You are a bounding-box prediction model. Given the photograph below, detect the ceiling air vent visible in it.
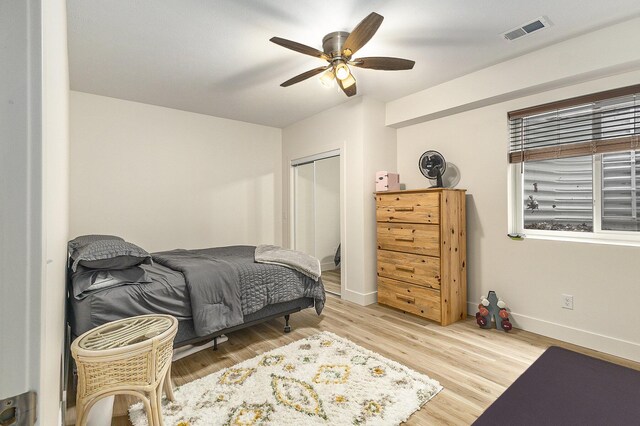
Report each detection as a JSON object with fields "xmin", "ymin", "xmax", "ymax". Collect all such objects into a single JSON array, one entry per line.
[{"xmin": 502, "ymin": 16, "xmax": 552, "ymax": 41}]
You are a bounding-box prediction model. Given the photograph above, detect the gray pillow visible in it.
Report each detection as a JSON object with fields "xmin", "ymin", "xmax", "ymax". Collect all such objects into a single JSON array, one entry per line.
[
  {"xmin": 71, "ymin": 239, "xmax": 152, "ymax": 271},
  {"xmin": 68, "ymin": 234, "xmax": 124, "ymax": 257},
  {"xmin": 71, "ymin": 265, "xmax": 152, "ymax": 299}
]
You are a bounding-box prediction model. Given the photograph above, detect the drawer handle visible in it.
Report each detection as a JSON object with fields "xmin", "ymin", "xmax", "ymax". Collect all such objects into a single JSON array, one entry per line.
[
  {"xmin": 394, "ymin": 206, "xmax": 414, "ymax": 212},
  {"xmin": 394, "ymin": 237, "xmax": 414, "ymax": 242},
  {"xmin": 395, "ymin": 294, "xmax": 415, "ymax": 304},
  {"xmin": 395, "ymin": 265, "xmax": 415, "ymax": 273}
]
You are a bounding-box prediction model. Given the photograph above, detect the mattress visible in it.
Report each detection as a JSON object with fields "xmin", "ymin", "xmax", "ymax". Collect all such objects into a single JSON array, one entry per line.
[
  {"xmin": 69, "ymin": 262, "xmax": 192, "ymax": 337},
  {"xmin": 69, "ymin": 246, "xmax": 325, "ymax": 340}
]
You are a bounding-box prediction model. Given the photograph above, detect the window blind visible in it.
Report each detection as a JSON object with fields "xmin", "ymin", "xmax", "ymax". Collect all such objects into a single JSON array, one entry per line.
[{"xmin": 508, "ymin": 84, "xmax": 640, "ymax": 164}]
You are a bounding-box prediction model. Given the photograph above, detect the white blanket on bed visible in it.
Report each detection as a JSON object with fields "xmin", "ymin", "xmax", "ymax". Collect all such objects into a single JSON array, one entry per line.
[{"xmin": 254, "ymin": 245, "xmax": 321, "ymax": 281}]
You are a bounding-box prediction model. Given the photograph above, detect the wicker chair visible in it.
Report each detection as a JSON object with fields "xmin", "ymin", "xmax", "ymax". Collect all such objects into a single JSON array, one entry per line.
[{"xmin": 71, "ymin": 314, "xmax": 178, "ymax": 426}]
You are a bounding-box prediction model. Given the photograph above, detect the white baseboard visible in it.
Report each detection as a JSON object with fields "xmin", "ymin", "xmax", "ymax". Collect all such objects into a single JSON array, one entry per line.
[
  {"xmin": 342, "ymin": 289, "xmax": 378, "ymax": 306},
  {"xmin": 467, "ymin": 302, "xmax": 640, "ymax": 362}
]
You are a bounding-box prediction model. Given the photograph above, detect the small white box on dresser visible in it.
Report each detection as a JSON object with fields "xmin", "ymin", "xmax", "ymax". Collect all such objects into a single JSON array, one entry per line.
[{"xmin": 375, "ymin": 171, "xmax": 400, "ymax": 191}]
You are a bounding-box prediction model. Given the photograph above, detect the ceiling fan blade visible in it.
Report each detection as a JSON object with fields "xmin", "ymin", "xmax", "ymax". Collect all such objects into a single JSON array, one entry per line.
[
  {"xmin": 337, "ymin": 77, "xmax": 357, "ymax": 97},
  {"xmin": 351, "ymin": 57, "xmax": 415, "ymax": 70},
  {"xmin": 270, "ymin": 37, "xmax": 328, "ymax": 60},
  {"xmin": 342, "ymin": 12, "xmax": 384, "ymax": 57},
  {"xmin": 280, "ymin": 66, "xmax": 329, "ymax": 87}
]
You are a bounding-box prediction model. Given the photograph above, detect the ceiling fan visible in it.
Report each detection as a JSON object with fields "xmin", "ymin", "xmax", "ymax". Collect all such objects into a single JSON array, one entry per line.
[{"xmin": 270, "ymin": 12, "xmax": 415, "ymax": 97}]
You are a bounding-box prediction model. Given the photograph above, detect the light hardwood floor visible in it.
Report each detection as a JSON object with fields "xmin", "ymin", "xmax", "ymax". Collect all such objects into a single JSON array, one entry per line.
[
  {"xmin": 322, "ymin": 268, "xmax": 341, "ymax": 295},
  {"xmin": 109, "ymin": 294, "xmax": 639, "ymax": 425}
]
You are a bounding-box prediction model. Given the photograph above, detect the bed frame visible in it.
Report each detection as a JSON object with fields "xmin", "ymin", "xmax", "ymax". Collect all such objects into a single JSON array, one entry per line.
[
  {"xmin": 62, "ymin": 248, "xmax": 321, "ymax": 425},
  {"xmin": 171, "ymin": 297, "xmax": 315, "ymax": 349}
]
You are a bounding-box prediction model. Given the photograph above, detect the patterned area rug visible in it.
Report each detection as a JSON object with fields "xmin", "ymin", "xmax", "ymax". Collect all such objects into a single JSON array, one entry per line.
[{"xmin": 129, "ymin": 331, "xmax": 442, "ymax": 425}]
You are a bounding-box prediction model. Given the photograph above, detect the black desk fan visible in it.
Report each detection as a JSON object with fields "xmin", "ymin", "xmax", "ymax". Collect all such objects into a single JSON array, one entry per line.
[{"xmin": 418, "ymin": 150, "xmax": 446, "ymax": 188}]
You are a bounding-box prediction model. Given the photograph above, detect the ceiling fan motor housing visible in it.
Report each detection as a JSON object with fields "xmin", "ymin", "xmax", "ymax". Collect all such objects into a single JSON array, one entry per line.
[{"xmin": 322, "ymin": 31, "xmax": 350, "ymax": 57}]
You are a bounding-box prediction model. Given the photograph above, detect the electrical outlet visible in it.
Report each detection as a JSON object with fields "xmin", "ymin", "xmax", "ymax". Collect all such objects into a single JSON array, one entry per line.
[{"xmin": 561, "ymin": 294, "xmax": 574, "ymax": 310}]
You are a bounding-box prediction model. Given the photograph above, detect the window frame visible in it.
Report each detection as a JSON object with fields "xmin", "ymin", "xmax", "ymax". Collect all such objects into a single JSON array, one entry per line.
[
  {"xmin": 510, "ymin": 153, "xmax": 640, "ymax": 246},
  {"xmin": 508, "ymin": 85, "xmax": 640, "ymax": 246}
]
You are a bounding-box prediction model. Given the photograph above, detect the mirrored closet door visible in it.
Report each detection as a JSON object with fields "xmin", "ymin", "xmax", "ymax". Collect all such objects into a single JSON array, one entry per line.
[{"xmin": 292, "ymin": 153, "xmax": 341, "ymax": 296}]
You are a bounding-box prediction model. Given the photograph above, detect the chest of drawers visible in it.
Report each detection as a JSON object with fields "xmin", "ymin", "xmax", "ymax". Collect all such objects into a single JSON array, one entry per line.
[{"xmin": 376, "ymin": 188, "xmax": 467, "ymax": 325}]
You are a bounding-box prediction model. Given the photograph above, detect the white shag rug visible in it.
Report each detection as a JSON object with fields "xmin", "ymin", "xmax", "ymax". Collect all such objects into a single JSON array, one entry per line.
[{"xmin": 129, "ymin": 331, "xmax": 442, "ymax": 425}]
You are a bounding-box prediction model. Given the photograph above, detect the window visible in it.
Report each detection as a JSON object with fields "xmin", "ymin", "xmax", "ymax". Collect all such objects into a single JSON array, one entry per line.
[
  {"xmin": 601, "ymin": 150, "xmax": 640, "ymax": 232},
  {"xmin": 509, "ymin": 84, "xmax": 640, "ymax": 243}
]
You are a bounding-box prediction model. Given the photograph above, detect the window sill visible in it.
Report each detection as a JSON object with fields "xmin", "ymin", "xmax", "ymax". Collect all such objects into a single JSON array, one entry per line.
[{"xmin": 515, "ymin": 231, "xmax": 640, "ymax": 248}]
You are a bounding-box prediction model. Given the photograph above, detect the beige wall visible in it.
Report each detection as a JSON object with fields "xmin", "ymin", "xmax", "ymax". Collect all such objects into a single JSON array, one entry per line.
[
  {"xmin": 283, "ymin": 96, "xmax": 396, "ymax": 305},
  {"xmin": 69, "ymin": 92, "xmax": 282, "ymax": 252},
  {"xmin": 391, "ymin": 17, "xmax": 640, "ymax": 361}
]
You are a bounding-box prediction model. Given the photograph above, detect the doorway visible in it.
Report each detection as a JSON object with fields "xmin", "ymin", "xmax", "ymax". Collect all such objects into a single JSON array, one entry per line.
[{"xmin": 292, "ymin": 152, "xmax": 341, "ymax": 296}]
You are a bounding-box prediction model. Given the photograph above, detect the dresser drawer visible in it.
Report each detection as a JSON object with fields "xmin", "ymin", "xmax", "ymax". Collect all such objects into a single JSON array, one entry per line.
[
  {"xmin": 378, "ymin": 277, "xmax": 441, "ymax": 322},
  {"xmin": 377, "ymin": 223, "xmax": 440, "ymax": 257},
  {"xmin": 377, "ymin": 250, "xmax": 441, "ymax": 289},
  {"xmin": 376, "ymin": 192, "xmax": 440, "ymax": 224}
]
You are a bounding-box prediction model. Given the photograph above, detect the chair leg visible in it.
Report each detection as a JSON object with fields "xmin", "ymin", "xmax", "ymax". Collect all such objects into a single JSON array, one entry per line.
[
  {"xmin": 163, "ymin": 365, "xmax": 175, "ymax": 402},
  {"xmin": 75, "ymin": 398, "xmax": 86, "ymax": 426},
  {"xmin": 76, "ymin": 396, "xmax": 101, "ymax": 426},
  {"xmin": 148, "ymin": 388, "xmax": 158, "ymax": 426},
  {"xmin": 140, "ymin": 395, "xmax": 154, "ymax": 426},
  {"xmin": 149, "ymin": 383, "xmax": 166, "ymax": 426},
  {"xmin": 156, "ymin": 383, "xmax": 165, "ymax": 426}
]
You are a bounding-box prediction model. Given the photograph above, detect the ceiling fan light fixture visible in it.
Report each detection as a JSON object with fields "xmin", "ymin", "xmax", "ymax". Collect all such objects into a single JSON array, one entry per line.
[
  {"xmin": 341, "ymin": 74, "xmax": 356, "ymax": 89},
  {"xmin": 271, "ymin": 12, "xmax": 414, "ymax": 98},
  {"xmin": 319, "ymin": 69, "xmax": 335, "ymax": 87},
  {"xmin": 335, "ymin": 62, "xmax": 351, "ymax": 80}
]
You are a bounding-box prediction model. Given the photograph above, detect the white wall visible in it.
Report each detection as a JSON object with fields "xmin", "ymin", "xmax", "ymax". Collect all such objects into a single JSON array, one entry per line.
[
  {"xmin": 0, "ymin": 0, "xmax": 44, "ymax": 409},
  {"xmin": 0, "ymin": 1, "xmax": 69, "ymax": 424},
  {"xmin": 387, "ymin": 16, "xmax": 640, "ymax": 128},
  {"xmin": 69, "ymin": 92, "xmax": 282, "ymax": 252},
  {"xmin": 361, "ymin": 100, "xmax": 399, "ymax": 295},
  {"xmin": 391, "ymin": 18, "xmax": 640, "ymax": 361},
  {"xmin": 42, "ymin": 0, "xmax": 70, "ymax": 423},
  {"xmin": 283, "ymin": 96, "xmax": 396, "ymax": 305}
]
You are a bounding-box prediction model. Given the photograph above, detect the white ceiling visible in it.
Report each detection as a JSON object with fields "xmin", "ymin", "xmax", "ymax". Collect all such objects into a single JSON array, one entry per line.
[{"xmin": 67, "ymin": 1, "xmax": 640, "ymax": 128}]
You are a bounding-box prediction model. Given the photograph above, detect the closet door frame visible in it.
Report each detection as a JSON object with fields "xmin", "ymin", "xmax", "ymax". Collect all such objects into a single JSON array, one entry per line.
[{"xmin": 290, "ymin": 149, "xmax": 341, "ymax": 253}]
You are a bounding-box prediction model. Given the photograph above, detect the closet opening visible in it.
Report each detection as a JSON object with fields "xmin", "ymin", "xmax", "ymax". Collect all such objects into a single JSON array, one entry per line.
[{"xmin": 292, "ymin": 151, "xmax": 341, "ymax": 296}]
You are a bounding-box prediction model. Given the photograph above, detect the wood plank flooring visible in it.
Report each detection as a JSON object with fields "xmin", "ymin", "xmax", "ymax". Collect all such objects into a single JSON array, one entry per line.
[
  {"xmin": 322, "ymin": 268, "xmax": 340, "ymax": 295},
  {"xmin": 109, "ymin": 294, "xmax": 639, "ymax": 425}
]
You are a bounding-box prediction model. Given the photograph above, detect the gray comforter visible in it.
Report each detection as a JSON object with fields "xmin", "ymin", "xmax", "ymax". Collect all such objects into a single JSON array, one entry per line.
[{"xmin": 152, "ymin": 246, "xmax": 325, "ymax": 336}]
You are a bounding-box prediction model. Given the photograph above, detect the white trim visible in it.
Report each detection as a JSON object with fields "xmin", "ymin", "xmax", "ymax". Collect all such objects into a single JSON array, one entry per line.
[
  {"xmin": 593, "ymin": 155, "xmax": 603, "ymax": 233},
  {"xmin": 290, "ymin": 149, "xmax": 340, "ymax": 166},
  {"xmin": 508, "ymin": 162, "xmax": 523, "ymax": 234},
  {"xmin": 342, "ymin": 289, "xmax": 378, "ymax": 306},
  {"xmin": 467, "ymin": 302, "xmax": 640, "ymax": 362},
  {"xmin": 288, "ymin": 158, "xmax": 295, "ymax": 249},
  {"xmin": 338, "ymin": 150, "xmax": 346, "ymax": 298},
  {"xmin": 518, "ymin": 231, "xmax": 640, "ymax": 247},
  {"xmin": 312, "ymin": 160, "xmax": 317, "ymax": 258}
]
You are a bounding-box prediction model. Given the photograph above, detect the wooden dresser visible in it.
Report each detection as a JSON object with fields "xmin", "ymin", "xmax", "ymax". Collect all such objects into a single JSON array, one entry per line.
[{"xmin": 376, "ymin": 188, "xmax": 467, "ymax": 326}]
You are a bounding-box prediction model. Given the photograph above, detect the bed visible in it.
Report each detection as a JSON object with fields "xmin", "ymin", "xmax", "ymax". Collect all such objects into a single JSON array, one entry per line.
[{"xmin": 67, "ymin": 243, "xmax": 326, "ymax": 347}]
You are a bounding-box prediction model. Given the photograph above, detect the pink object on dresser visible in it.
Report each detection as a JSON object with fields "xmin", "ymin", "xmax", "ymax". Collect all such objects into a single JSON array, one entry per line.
[{"xmin": 375, "ymin": 171, "xmax": 400, "ymax": 192}]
